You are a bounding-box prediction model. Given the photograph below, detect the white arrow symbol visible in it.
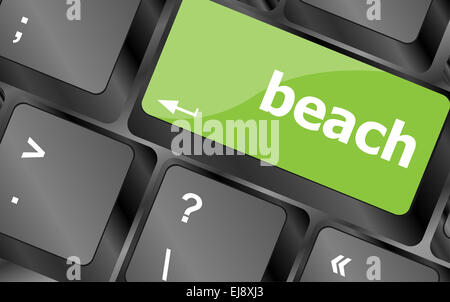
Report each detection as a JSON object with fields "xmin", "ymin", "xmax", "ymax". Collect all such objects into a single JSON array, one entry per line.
[
  {"xmin": 158, "ymin": 100, "xmax": 199, "ymax": 118},
  {"xmin": 331, "ymin": 255, "xmax": 352, "ymax": 277},
  {"xmin": 21, "ymin": 137, "xmax": 45, "ymax": 159}
]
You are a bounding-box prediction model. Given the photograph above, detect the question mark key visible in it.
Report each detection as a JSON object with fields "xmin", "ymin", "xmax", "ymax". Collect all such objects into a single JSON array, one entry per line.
[{"xmin": 126, "ymin": 166, "xmax": 293, "ymax": 282}]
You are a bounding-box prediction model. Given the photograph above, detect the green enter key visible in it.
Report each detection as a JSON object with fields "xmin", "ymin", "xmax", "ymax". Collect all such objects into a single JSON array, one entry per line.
[{"xmin": 141, "ymin": 0, "xmax": 449, "ymax": 215}]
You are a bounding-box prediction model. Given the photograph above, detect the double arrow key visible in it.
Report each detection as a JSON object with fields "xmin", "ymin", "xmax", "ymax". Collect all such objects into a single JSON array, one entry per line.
[
  {"xmin": 301, "ymin": 228, "xmax": 438, "ymax": 282},
  {"xmin": 331, "ymin": 255, "xmax": 352, "ymax": 277}
]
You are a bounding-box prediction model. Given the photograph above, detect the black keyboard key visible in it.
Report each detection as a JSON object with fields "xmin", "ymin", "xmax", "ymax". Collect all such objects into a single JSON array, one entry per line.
[
  {"xmin": 0, "ymin": 105, "xmax": 133, "ymax": 264},
  {"xmin": 126, "ymin": 166, "xmax": 286, "ymax": 282},
  {"xmin": 302, "ymin": 0, "xmax": 431, "ymax": 43},
  {"xmin": 0, "ymin": 0, "xmax": 140, "ymax": 93},
  {"xmin": 301, "ymin": 228, "xmax": 438, "ymax": 282}
]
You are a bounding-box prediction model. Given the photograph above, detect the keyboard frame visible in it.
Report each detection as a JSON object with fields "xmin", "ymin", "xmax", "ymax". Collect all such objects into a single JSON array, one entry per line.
[{"xmin": 0, "ymin": 0, "xmax": 449, "ymax": 281}]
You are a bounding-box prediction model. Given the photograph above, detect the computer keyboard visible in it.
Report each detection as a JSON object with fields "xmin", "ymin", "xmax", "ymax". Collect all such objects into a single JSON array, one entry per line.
[{"xmin": 0, "ymin": 0, "xmax": 449, "ymax": 283}]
